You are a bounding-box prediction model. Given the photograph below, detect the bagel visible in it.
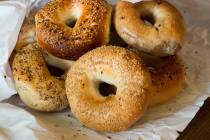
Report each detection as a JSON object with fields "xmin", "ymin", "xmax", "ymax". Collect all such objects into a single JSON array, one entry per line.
[
  {"xmin": 129, "ymin": 48, "xmax": 185, "ymax": 105},
  {"xmin": 148, "ymin": 55, "xmax": 184, "ymax": 105},
  {"xmin": 16, "ymin": 24, "xmax": 36, "ymax": 51},
  {"xmin": 115, "ymin": 0, "xmax": 186, "ymax": 56},
  {"xmin": 10, "ymin": 19, "xmax": 36, "ymax": 65},
  {"xmin": 10, "ymin": 15, "xmax": 75, "ymax": 71},
  {"xmin": 43, "ymin": 50, "xmax": 74, "ymax": 72},
  {"xmin": 35, "ymin": 0, "xmax": 112, "ymax": 60},
  {"xmin": 15, "ymin": 9, "xmax": 36, "ymax": 51},
  {"xmin": 12, "ymin": 44, "xmax": 71, "ymax": 112},
  {"xmin": 66, "ymin": 45, "xmax": 152, "ymax": 132}
]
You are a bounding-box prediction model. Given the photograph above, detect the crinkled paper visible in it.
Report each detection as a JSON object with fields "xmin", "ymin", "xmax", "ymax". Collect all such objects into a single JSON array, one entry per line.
[{"xmin": 0, "ymin": 0, "xmax": 210, "ymax": 139}]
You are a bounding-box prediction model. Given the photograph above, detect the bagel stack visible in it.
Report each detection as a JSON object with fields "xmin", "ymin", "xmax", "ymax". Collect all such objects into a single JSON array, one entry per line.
[
  {"xmin": 11, "ymin": 0, "xmax": 186, "ymax": 132},
  {"xmin": 114, "ymin": 0, "xmax": 185, "ymax": 106}
]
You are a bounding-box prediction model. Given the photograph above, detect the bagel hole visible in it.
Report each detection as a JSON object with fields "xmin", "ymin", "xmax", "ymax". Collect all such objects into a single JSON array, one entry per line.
[
  {"xmin": 99, "ymin": 82, "xmax": 117, "ymax": 97},
  {"xmin": 141, "ymin": 13, "xmax": 155, "ymax": 26},
  {"xmin": 66, "ymin": 18, "xmax": 77, "ymax": 28},
  {"xmin": 47, "ymin": 65, "xmax": 64, "ymax": 77}
]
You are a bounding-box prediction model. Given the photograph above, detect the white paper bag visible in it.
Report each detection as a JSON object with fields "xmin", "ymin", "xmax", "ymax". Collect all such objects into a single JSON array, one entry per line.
[{"xmin": 0, "ymin": 0, "xmax": 210, "ymax": 139}]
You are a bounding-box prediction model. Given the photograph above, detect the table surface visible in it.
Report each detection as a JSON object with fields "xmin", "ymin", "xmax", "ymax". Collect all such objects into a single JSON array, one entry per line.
[{"xmin": 177, "ymin": 97, "xmax": 210, "ymax": 140}]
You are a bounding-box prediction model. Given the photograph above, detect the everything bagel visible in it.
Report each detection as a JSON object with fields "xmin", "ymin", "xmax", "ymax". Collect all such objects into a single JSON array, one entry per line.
[
  {"xmin": 35, "ymin": 0, "xmax": 112, "ymax": 60},
  {"xmin": 12, "ymin": 44, "xmax": 70, "ymax": 112}
]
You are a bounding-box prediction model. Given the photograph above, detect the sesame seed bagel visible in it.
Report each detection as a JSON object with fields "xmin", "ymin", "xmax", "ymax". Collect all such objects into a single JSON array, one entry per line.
[
  {"xmin": 12, "ymin": 44, "xmax": 69, "ymax": 112},
  {"xmin": 115, "ymin": 0, "xmax": 186, "ymax": 56},
  {"xmin": 66, "ymin": 45, "xmax": 152, "ymax": 132},
  {"xmin": 35, "ymin": 0, "xmax": 112, "ymax": 60}
]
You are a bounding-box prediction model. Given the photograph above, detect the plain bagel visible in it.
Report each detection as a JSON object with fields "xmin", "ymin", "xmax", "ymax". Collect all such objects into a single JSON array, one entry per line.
[
  {"xmin": 128, "ymin": 47, "xmax": 184, "ymax": 105},
  {"xmin": 35, "ymin": 0, "xmax": 112, "ymax": 60},
  {"xmin": 139, "ymin": 52, "xmax": 185, "ymax": 105},
  {"xmin": 115, "ymin": 0, "xmax": 186, "ymax": 56},
  {"xmin": 66, "ymin": 45, "xmax": 152, "ymax": 132}
]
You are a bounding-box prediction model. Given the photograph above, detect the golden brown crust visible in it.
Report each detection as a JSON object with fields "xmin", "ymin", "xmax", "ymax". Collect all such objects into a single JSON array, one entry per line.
[
  {"xmin": 16, "ymin": 24, "xmax": 36, "ymax": 52},
  {"xmin": 149, "ymin": 55, "xmax": 185, "ymax": 105},
  {"xmin": 12, "ymin": 44, "xmax": 68, "ymax": 112},
  {"xmin": 129, "ymin": 47, "xmax": 185, "ymax": 105},
  {"xmin": 115, "ymin": 0, "xmax": 186, "ymax": 56},
  {"xmin": 10, "ymin": 18, "xmax": 36, "ymax": 65},
  {"xmin": 35, "ymin": 0, "xmax": 112, "ymax": 60},
  {"xmin": 66, "ymin": 45, "xmax": 152, "ymax": 132}
]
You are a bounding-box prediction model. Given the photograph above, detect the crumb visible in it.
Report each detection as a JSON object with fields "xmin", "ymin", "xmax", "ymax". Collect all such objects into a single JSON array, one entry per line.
[
  {"xmin": 54, "ymin": 124, "xmax": 59, "ymax": 127},
  {"xmin": 82, "ymin": 83, "xmax": 85, "ymax": 87},
  {"xmin": 157, "ymin": 0, "xmax": 162, "ymax": 5},
  {"xmin": 107, "ymin": 136, "xmax": 112, "ymax": 139}
]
